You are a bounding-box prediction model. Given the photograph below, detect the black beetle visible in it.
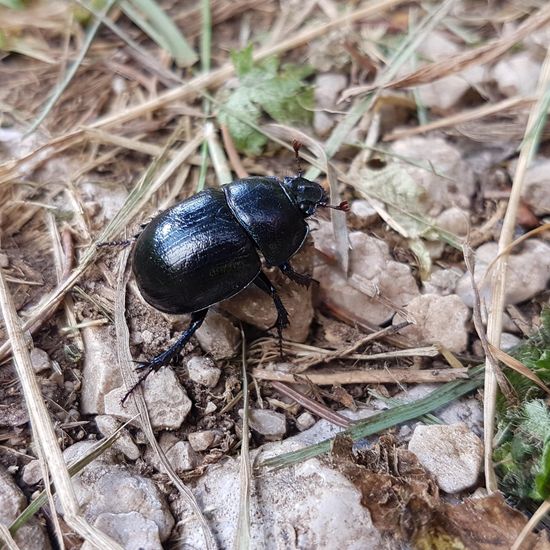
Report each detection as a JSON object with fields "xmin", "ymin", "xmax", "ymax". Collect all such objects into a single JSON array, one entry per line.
[{"xmin": 119, "ymin": 158, "xmax": 348, "ymax": 394}]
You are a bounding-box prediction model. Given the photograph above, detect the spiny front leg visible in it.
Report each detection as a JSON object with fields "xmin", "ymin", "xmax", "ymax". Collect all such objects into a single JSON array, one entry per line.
[
  {"xmin": 253, "ymin": 271, "xmax": 290, "ymax": 356},
  {"xmin": 279, "ymin": 261, "xmax": 317, "ymax": 288},
  {"xmin": 122, "ymin": 308, "xmax": 208, "ymax": 404}
]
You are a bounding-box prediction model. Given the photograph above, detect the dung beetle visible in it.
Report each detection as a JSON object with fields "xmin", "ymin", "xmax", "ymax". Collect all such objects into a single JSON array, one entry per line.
[{"xmin": 112, "ymin": 146, "xmax": 348, "ymax": 395}]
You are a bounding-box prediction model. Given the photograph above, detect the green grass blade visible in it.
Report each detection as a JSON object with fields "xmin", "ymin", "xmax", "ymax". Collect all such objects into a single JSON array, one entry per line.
[
  {"xmin": 260, "ymin": 366, "xmax": 484, "ymax": 471},
  {"xmin": 121, "ymin": 0, "xmax": 197, "ymax": 67}
]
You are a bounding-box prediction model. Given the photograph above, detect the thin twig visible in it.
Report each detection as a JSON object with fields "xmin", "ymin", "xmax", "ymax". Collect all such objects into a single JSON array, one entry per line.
[
  {"xmin": 253, "ymin": 367, "xmax": 469, "ymax": 385},
  {"xmin": 293, "ymin": 322, "xmax": 412, "ymax": 372}
]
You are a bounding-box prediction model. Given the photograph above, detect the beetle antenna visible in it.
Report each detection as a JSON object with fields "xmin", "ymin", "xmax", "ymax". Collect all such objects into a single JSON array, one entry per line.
[
  {"xmin": 321, "ymin": 200, "xmax": 350, "ymax": 212},
  {"xmin": 292, "ymin": 139, "xmax": 303, "ymax": 176}
]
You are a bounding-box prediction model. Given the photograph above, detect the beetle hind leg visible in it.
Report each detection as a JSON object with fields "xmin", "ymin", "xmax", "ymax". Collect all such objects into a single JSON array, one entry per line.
[
  {"xmin": 254, "ymin": 272, "xmax": 289, "ymax": 356},
  {"xmin": 279, "ymin": 262, "xmax": 317, "ymax": 288},
  {"xmin": 121, "ymin": 308, "xmax": 208, "ymax": 404}
]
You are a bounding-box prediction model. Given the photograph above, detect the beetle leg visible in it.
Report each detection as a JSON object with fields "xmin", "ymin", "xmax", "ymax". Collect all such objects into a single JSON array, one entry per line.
[
  {"xmin": 253, "ymin": 272, "xmax": 289, "ymax": 357},
  {"xmin": 279, "ymin": 262, "xmax": 317, "ymax": 288},
  {"xmin": 121, "ymin": 308, "xmax": 208, "ymax": 404}
]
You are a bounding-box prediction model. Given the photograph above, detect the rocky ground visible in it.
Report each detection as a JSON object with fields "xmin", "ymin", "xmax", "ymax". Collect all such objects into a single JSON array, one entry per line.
[{"xmin": 0, "ymin": 1, "xmax": 549, "ymax": 549}]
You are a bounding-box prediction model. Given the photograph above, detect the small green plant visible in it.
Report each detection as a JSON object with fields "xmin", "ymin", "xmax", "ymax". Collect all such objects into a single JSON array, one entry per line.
[
  {"xmin": 218, "ymin": 44, "xmax": 314, "ymax": 155},
  {"xmin": 494, "ymin": 309, "xmax": 550, "ymax": 502}
]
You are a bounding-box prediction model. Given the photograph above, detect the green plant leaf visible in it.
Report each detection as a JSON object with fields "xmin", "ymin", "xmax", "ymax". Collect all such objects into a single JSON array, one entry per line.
[
  {"xmin": 218, "ymin": 47, "xmax": 313, "ymax": 155},
  {"xmin": 0, "ymin": 0, "xmax": 25, "ymax": 8}
]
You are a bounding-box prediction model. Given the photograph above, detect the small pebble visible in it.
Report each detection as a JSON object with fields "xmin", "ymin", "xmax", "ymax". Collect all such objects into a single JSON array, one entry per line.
[
  {"xmin": 408, "ymin": 423, "xmax": 483, "ymax": 493},
  {"xmin": 350, "ymin": 200, "xmax": 378, "ymax": 226},
  {"xmin": 30, "ymin": 348, "xmax": 51, "ymax": 373},
  {"xmin": 187, "ymin": 356, "xmax": 221, "ymax": 388},
  {"xmin": 242, "ymin": 409, "xmax": 286, "ymax": 441},
  {"xmin": 296, "ymin": 412, "xmax": 316, "ymax": 432},
  {"xmin": 188, "ymin": 430, "xmax": 218, "ymax": 452}
]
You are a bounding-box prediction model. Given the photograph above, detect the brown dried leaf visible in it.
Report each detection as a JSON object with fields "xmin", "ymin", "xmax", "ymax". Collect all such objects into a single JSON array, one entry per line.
[
  {"xmin": 330, "ymin": 435, "xmax": 439, "ymax": 540},
  {"xmin": 414, "ymin": 494, "xmax": 550, "ymax": 550}
]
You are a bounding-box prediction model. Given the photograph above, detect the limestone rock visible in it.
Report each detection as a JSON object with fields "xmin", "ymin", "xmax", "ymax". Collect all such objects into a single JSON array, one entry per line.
[
  {"xmin": 456, "ymin": 240, "xmax": 550, "ymax": 309},
  {"xmin": 82, "ymin": 511, "xmax": 162, "ymax": 550},
  {"xmin": 104, "ymin": 368, "xmax": 191, "ymax": 430},
  {"xmin": 186, "ymin": 356, "xmax": 221, "ymax": 388},
  {"xmin": 408, "ymin": 423, "xmax": 483, "ymax": 493},
  {"xmin": 390, "ymin": 137, "xmax": 476, "ymax": 215},
  {"xmin": 195, "ymin": 310, "xmax": 240, "ymax": 359},
  {"xmin": 314, "ymin": 224, "xmax": 420, "ymax": 325},
  {"xmin": 393, "ymin": 294, "xmax": 471, "ymax": 353}
]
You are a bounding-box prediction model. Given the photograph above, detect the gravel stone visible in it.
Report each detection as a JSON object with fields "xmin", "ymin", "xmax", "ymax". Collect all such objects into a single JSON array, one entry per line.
[
  {"xmin": 30, "ymin": 348, "xmax": 51, "ymax": 373},
  {"xmin": 186, "ymin": 356, "xmax": 221, "ymax": 388},
  {"xmin": 314, "ymin": 224, "xmax": 420, "ymax": 325},
  {"xmin": 81, "ymin": 326, "xmax": 122, "ymax": 415},
  {"xmin": 456, "ymin": 240, "xmax": 550, "ymax": 309},
  {"xmin": 243, "ymin": 409, "xmax": 287, "ymax": 441},
  {"xmin": 145, "ymin": 433, "xmax": 201, "ymax": 474},
  {"xmin": 104, "ymin": 369, "xmax": 192, "ymax": 430},
  {"xmin": 296, "ymin": 412, "xmax": 316, "ymax": 431},
  {"xmin": 188, "ymin": 430, "xmax": 218, "ymax": 451},
  {"xmin": 393, "ymin": 294, "xmax": 471, "ymax": 353},
  {"xmin": 195, "ymin": 310, "xmax": 240, "ymax": 359},
  {"xmin": 0, "ymin": 466, "xmax": 51, "ymax": 549},
  {"xmin": 408, "ymin": 423, "xmax": 483, "ymax": 493},
  {"xmin": 95, "ymin": 415, "xmax": 140, "ymax": 460}
]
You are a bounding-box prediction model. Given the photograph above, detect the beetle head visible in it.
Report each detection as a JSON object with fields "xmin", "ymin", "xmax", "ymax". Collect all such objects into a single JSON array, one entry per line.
[{"xmin": 283, "ymin": 176, "xmax": 328, "ymax": 217}]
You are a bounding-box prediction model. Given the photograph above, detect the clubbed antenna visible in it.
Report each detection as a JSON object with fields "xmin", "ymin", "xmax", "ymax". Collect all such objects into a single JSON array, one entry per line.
[
  {"xmin": 322, "ymin": 200, "xmax": 350, "ymax": 212},
  {"xmin": 292, "ymin": 139, "xmax": 303, "ymax": 176}
]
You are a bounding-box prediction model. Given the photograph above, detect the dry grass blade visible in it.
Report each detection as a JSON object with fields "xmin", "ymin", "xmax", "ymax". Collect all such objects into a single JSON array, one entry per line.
[
  {"xmin": 0, "ymin": 0, "xmax": 404, "ymax": 185},
  {"xmin": 488, "ymin": 343, "xmax": 550, "ymax": 396},
  {"xmin": 120, "ymin": 0, "xmax": 197, "ymax": 66},
  {"xmin": 463, "ymin": 244, "xmax": 514, "ymax": 400},
  {"xmin": 0, "ymin": 525, "xmax": 19, "ymax": 550},
  {"xmin": 484, "ymin": 44, "xmax": 550, "ymax": 493},
  {"xmin": 510, "ymin": 499, "xmax": 550, "ymax": 550},
  {"xmin": 26, "ymin": 0, "xmax": 117, "ymax": 135},
  {"xmin": 270, "ymin": 381, "xmax": 351, "ymax": 428},
  {"xmin": 94, "ymin": 0, "xmax": 404, "ymax": 131},
  {"xmin": 235, "ymin": 330, "xmax": 251, "ymax": 550},
  {"xmin": 292, "ymin": 322, "xmax": 411, "ymax": 372},
  {"xmin": 0, "ymin": 128, "xmax": 202, "ymax": 362},
  {"xmin": 74, "ymin": 0, "xmax": 184, "ymax": 85},
  {"xmin": 113, "ymin": 248, "xmax": 216, "ymax": 550},
  {"xmin": 0, "ymin": 268, "xmax": 123, "ymax": 548},
  {"xmin": 9, "ymin": 418, "xmax": 137, "ymax": 537},
  {"xmin": 342, "ymin": 4, "xmax": 550, "ymax": 100},
  {"xmin": 384, "ymin": 96, "xmax": 535, "ymax": 141},
  {"xmin": 205, "ymin": 121, "xmax": 232, "ymax": 185},
  {"xmin": 252, "ymin": 367, "xmax": 469, "ymax": 385}
]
